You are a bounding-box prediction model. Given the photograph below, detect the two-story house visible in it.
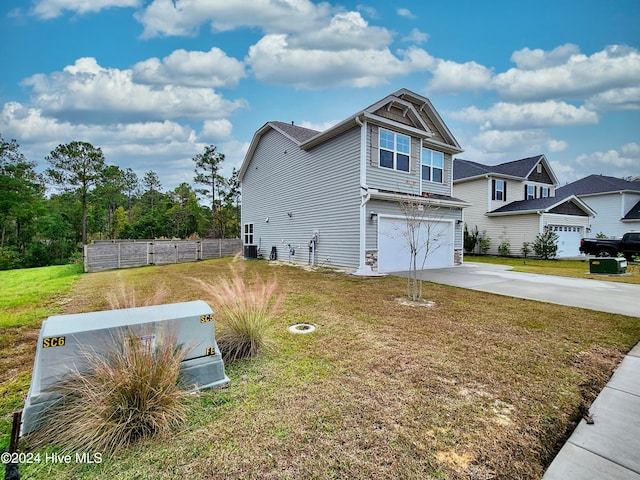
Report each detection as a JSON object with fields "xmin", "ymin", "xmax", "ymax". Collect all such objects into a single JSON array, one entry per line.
[
  {"xmin": 555, "ymin": 174, "xmax": 640, "ymax": 238},
  {"xmin": 453, "ymin": 156, "xmax": 595, "ymax": 257},
  {"xmin": 239, "ymin": 88, "xmax": 469, "ymax": 274}
]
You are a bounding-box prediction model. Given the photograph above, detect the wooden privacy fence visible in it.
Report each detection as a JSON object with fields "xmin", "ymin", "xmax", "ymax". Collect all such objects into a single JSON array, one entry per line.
[{"xmin": 84, "ymin": 239, "xmax": 242, "ymax": 273}]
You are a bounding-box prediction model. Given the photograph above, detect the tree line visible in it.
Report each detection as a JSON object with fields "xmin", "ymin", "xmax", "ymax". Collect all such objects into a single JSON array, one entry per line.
[{"xmin": 0, "ymin": 134, "xmax": 240, "ymax": 270}]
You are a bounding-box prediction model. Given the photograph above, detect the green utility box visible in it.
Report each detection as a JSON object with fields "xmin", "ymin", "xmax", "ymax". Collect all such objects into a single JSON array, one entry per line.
[{"xmin": 589, "ymin": 257, "xmax": 627, "ymax": 274}]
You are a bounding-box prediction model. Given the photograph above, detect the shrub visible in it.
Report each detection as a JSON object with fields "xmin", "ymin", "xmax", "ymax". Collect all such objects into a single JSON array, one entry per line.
[
  {"xmin": 26, "ymin": 331, "xmax": 190, "ymax": 454},
  {"xmin": 479, "ymin": 231, "xmax": 491, "ymax": 254},
  {"xmin": 190, "ymin": 264, "xmax": 283, "ymax": 362},
  {"xmin": 498, "ymin": 240, "xmax": 511, "ymax": 256},
  {"xmin": 533, "ymin": 230, "xmax": 559, "ymax": 260},
  {"xmin": 463, "ymin": 224, "xmax": 479, "ymax": 253},
  {"xmin": 520, "ymin": 242, "xmax": 532, "ymax": 258}
]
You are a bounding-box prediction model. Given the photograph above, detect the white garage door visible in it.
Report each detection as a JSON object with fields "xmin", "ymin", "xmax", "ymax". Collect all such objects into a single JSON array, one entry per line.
[
  {"xmin": 549, "ymin": 225, "xmax": 583, "ymax": 257},
  {"xmin": 378, "ymin": 217, "xmax": 453, "ymax": 273}
]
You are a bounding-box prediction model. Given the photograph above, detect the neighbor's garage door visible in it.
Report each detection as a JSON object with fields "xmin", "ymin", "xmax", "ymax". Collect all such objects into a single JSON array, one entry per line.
[
  {"xmin": 549, "ymin": 225, "xmax": 583, "ymax": 257},
  {"xmin": 378, "ymin": 217, "xmax": 453, "ymax": 273}
]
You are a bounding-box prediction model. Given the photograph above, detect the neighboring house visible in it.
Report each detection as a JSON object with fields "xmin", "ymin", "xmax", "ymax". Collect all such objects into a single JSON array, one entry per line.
[
  {"xmin": 555, "ymin": 174, "xmax": 640, "ymax": 238},
  {"xmin": 453, "ymin": 156, "xmax": 595, "ymax": 257},
  {"xmin": 239, "ymin": 88, "xmax": 470, "ymax": 274}
]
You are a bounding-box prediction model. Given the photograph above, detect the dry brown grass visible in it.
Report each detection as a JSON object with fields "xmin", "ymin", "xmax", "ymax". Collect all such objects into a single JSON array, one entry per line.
[
  {"xmin": 188, "ymin": 257, "xmax": 283, "ymax": 361},
  {"xmin": 24, "ymin": 330, "xmax": 190, "ymax": 455},
  {"xmin": 13, "ymin": 258, "xmax": 640, "ymax": 480}
]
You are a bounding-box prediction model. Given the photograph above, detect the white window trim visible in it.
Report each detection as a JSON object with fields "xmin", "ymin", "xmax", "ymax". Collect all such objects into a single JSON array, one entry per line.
[
  {"xmin": 495, "ymin": 180, "xmax": 505, "ymax": 201},
  {"xmin": 421, "ymin": 148, "xmax": 444, "ymax": 185},
  {"xmin": 526, "ymin": 184, "xmax": 536, "ymax": 200},
  {"xmin": 243, "ymin": 222, "xmax": 254, "ymax": 245},
  {"xmin": 378, "ymin": 128, "xmax": 411, "ymax": 172}
]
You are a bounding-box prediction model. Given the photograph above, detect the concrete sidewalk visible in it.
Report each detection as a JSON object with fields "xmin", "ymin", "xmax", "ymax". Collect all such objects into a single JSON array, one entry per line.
[
  {"xmin": 543, "ymin": 343, "xmax": 640, "ymax": 479},
  {"xmin": 393, "ymin": 263, "xmax": 640, "ymax": 479}
]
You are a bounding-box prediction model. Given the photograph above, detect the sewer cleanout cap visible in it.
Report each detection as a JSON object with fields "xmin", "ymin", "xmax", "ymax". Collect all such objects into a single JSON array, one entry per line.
[{"xmin": 288, "ymin": 323, "xmax": 316, "ymax": 334}]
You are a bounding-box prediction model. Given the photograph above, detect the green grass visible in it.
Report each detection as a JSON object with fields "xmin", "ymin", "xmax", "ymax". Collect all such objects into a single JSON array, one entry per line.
[
  {"xmin": 0, "ymin": 264, "xmax": 83, "ymax": 454},
  {"xmin": 0, "ymin": 264, "xmax": 83, "ymax": 328},
  {"xmin": 466, "ymin": 255, "xmax": 640, "ymax": 284},
  {"xmin": 3, "ymin": 259, "xmax": 640, "ymax": 479}
]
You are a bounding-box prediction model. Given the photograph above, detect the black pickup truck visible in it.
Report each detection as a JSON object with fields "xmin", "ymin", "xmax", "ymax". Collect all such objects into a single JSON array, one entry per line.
[{"xmin": 579, "ymin": 232, "xmax": 640, "ymax": 260}]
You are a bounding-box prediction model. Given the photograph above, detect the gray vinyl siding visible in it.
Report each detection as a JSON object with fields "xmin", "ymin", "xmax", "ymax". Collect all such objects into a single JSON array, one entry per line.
[
  {"xmin": 366, "ymin": 124, "xmax": 452, "ymax": 197},
  {"xmin": 241, "ymin": 127, "xmax": 361, "ymax": 268},
  {"xmin": 365, "ymin": 199, "xmax": 463, "ymax": 250}
]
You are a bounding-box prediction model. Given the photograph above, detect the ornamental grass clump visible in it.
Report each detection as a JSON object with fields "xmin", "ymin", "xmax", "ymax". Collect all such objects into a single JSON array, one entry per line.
[
  {"xmin": 26, "ymin": 331, "xmax": 190, "ymax": 454},
  {"xmin": 190, "ymin": 267, "xmax": 283, "ymax": 362}
]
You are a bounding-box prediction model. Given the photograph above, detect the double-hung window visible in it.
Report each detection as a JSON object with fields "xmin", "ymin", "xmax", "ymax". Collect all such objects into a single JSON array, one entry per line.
[
  {"xmin": 493, "ymin": 179, "xmax": 506, "ymax": 201},
  {"xmin": 541, "ymin": 186, "xmax": 550, "ymax": 198},
  {"xmin": 526, "ymin": 185, "xmax": 536, "ymax": 200},
  {"xmin": 379, "ymin": 129, "xmax": 410, "ymax": 172},
  {"xmin": 421, "ymin": 148, "xmax": 444, "ymax": 183}
]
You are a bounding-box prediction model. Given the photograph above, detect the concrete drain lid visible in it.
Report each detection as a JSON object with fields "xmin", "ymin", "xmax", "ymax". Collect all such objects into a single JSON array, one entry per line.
[{"xmin": 288, "ymin": 323, "xmax": 316, "ymax": 334}]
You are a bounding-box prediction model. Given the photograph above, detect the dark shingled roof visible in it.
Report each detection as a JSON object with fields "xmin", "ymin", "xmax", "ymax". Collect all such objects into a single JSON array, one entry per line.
[
  {"xmin": 556, "ymin": 174, "xmax": 640, "ymax": 196},
  {"xmin": 623, "ymin": 199, "xmax": 640, "ymax": 220},
  {"xmin": 270, "ymin": 121, "xmax": 320, "ymax": 143},
  {"xmin": 489, "ymin": 196, "xmax": 564, "ymax": 213},
  {"xmin": 454, "ymin": 155, "xmax": 544, "ymax": 181}
]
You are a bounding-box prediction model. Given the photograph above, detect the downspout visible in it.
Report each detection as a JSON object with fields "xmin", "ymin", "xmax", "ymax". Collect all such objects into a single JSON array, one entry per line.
[{"xmin": 354, "ymin": 115, "xmax": 373, "ymax": 275}]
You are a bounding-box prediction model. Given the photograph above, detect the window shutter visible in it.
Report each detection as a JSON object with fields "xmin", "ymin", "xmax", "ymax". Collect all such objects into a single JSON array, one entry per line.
[
  {"xmin": 492, "ymin": 179, "xmax": 496, "ymax": 200},
  {"xmin": 503, "ymin": 182, "xmax": 507, "ymax": 200},
  {"xmin": 524, "ymin": 185, "xmax": 527, "ymax": 198},
  {"xmin": 370, "ymin": 125, "xmax": 378, "ymax": 167}
]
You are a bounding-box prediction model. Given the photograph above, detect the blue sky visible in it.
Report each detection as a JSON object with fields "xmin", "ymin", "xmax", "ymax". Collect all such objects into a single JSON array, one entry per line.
[{"xmin": 1, "ymin": 0, "xmax": 638, "ymax": 191}]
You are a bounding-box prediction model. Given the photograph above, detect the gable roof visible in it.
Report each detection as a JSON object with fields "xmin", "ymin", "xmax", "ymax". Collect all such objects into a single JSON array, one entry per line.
[
  {"xmin": 487, "ymin": 195, "xmax": 595, "ymax": 217},
  {"xmin": 270, "ymin": 121, "xmax": 320, "ymax": 143},
  {"xmin": 454, "ymin": 155, "xmax": 558, "ymax": 184},
  {"xmin": 240, "ymin": 89, "xmax": 464, "ymax": 180},
  {"xmin": 556, "ymin": 174, "xmax": 640, "ymax": 197}
]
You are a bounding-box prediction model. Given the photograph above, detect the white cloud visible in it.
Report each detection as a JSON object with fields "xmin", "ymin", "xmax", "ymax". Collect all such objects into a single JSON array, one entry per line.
[
  {"xmin": 135, "ymin": 0, "xmax": 332, "ymax": 38},
  {"xmin": 246, "ymin": 35, "xmax": 433, "ymax": 88},
  {"xmin": 200, "ymin": 119, "xmax": 234, "ymax": 141},
  {"xmin": 397, "ymin": 8, "xmax": 416, "ymax": 19},
  {"xmin": 510, "ymin": 43, "xmax": 580, "ymax": 70},
  {"xmin": 494, "ymin": 45, "xmax": 640, "ymax": 102},
  {"xmin": 426, "ymin": 59, "xmax": 493, "ymax": 94},
  {"xmin": 451, "ymin": 101, "xmax": 598, "ymax": 130},
  {"xmin": 299, "ymin": 120, "xmax": 338, "ymax": 132},
  {"xmin": 471, "ymin": 129, "xmax": 565, "ymax": 154},
  {"xmin": 289, "ymin": 11, "xmax": 392, "ymax": 51},
  {"xmin": 585, "ymin": 87, "xmax": 640, "ymax": 112},
  {"xmin": 402, "ymin": 28, "xmax": 429, "ymax": 44},
  {"xmin": 575, "ymin": 143, "xmax": 640, "ymax": 173},
  {"xmin": 30, "ymin": 0, "xmax": 141, "ymax": 19},
  {"xmin": 132, "ymin": 47, "xmax": 246, "ymax": 88},
  {"xmin": 21, "ymin": 57, "xmax": 246, "ymax": 123}
]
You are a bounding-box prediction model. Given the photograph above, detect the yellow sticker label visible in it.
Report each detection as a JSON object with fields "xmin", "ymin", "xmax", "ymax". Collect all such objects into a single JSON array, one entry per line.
[
  {"xmin": 200, "ymin": 314, "xmax": 215, "ymax": 323},
  {"xmin": 205, "ymin": 346, "xmax": 216, "ymax": 356},
  {"xmin": 43, "ymin": 336, "xmax": 65, "ymax": 348}
]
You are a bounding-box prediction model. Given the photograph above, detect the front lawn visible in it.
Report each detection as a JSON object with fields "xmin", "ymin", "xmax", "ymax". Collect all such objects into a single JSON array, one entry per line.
[
  {"xmin": 4, "ymin": 259, "xmax": 640, "ymax": 479},
  {"xmin": 466, "ymin": 255, "xmax": 640, "ymax": 284}
]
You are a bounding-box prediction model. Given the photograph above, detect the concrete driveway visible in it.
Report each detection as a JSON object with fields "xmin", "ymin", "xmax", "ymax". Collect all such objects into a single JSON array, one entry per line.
[{"xmin": 393, "ymin": 262, "xmax": 639, "ymax": 318}]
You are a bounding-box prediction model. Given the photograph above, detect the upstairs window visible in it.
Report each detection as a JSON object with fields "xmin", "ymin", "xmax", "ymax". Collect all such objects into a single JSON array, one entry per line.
[
  {"xmin": 492, "ymin": 179, "xmax": 506, "ymax": 201},
  {"xmin": 422, "ymin": 149, "xmax": 444, "ymax": 183},
  {"xmin": 526, "ymin": 185, "xmax": 536, "ymax": 200},
  {"xmin": 541, "ymin": 186, "xmax": 550, "ymax": 198},
  {"xmin": 379, "ymin": 129, "xmax": 410, "ymax": 172}
]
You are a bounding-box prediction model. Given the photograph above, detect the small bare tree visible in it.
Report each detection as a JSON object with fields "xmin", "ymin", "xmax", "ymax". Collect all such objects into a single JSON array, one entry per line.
[{"xmin": 394, "ymin": 195, "xmax": 448, "ymax": 301}]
